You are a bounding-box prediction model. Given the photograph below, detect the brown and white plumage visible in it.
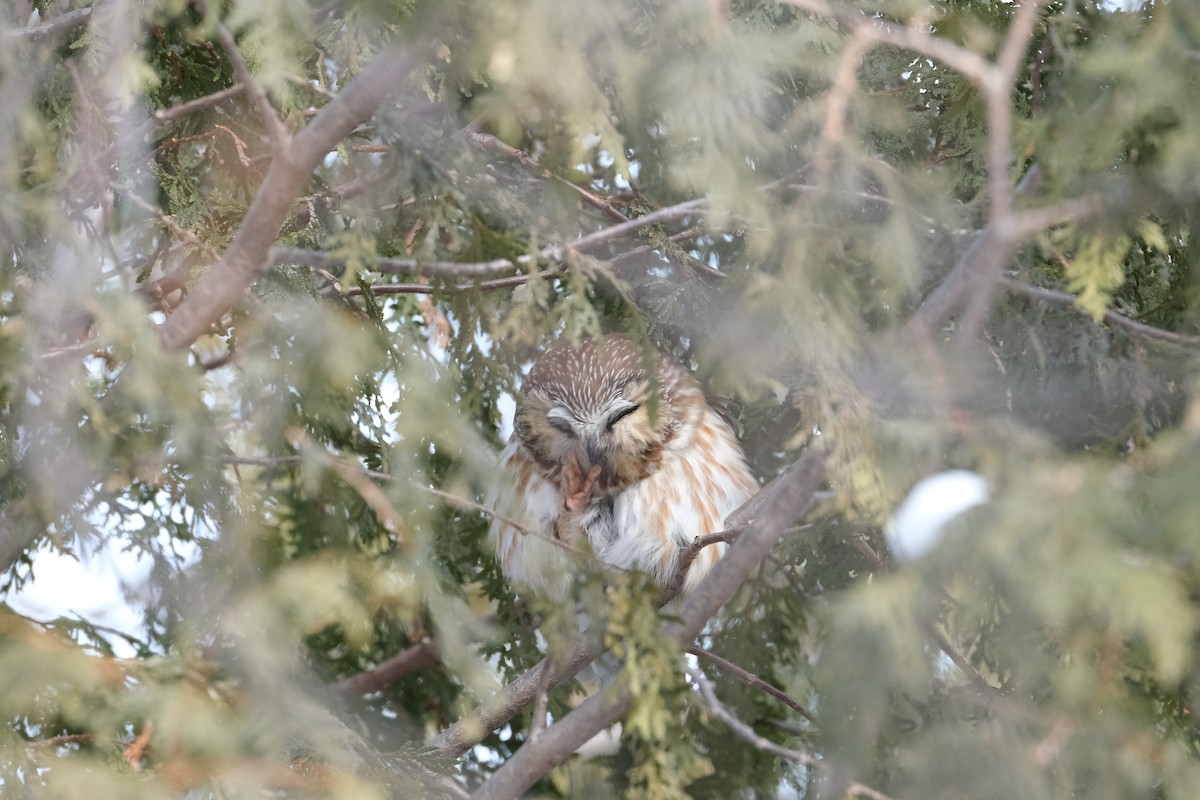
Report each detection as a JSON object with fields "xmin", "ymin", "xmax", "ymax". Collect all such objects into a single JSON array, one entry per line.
[{"xmin": 489, "ymin": 334, "xmax": 757, "ymax": 600}]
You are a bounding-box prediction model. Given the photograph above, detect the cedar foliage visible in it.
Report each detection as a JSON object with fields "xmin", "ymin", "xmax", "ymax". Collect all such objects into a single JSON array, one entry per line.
[{"xmin": 2, "ymin": 0, "xmax": 1200, "ymax": 798}]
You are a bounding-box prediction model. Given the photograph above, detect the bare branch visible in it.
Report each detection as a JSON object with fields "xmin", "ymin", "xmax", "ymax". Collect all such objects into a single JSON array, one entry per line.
[
  {"xmin": 687, "ymin": 646, "xmax": 817, "ymax": 724},
  {"xmin": 327, "ymin": 274, "xmax": 545, "ymax": 298},
  {"xmin": 784, "ymin": 0, "xmax": 1055, "ymax": 340},
  {"xmin": 685, "ymin": 664, "xmax": 816, "ymax": 766},
  {"xmin": 6, "ymin": 5, "xmax": 95, "ymax": 42},
  {"xmin": 814, "ymin": 30, "xmax": 872, "ymax": 173},
  {"xmin": 466, "ymin": 130, "xmax": 629, "ymax": 224},
  {"xmin": 854, "ymin": 538, "xmax": 998, "ymax": 697},
  {"xmin": 999, "ymin": 277, "xmax": 1200, "ymax": 349},
  {"xmin": 527, "ymin": 659, "xmax": 554, "ymax": 739},
  {"xmin": 468, "ymin": 676, "xmax": 632, "ymax": 800},
  {"xmin": 1003, "ymin": 194, "xmax": 1103, "ymax": 239},
  {"xmin": 215, "ymin": 24, "xmax": 291, "ymax": 150},
  {"xmin": 70, "ymin": 84, "xmax": 248, "ymax": 208},
  {"xmin": 570, "ymin": 198, "xmax": 708, "ymax": 251},
  {"xmin": 782, "ymin": 1, "xmax": 994, "ymax": 86},
  {"xmin": 331, "ymin": 638, "xmax": 440, "ymax": 697},
  {"xmin": 302, "ymin": 194, "xmax": 717, "ymax": 299},
  {"xmin": 159, "ymin": 46, "xmax": 421, "ymax": 351},
  {"xmin": 270, "ymin": 246, "xmax": 531, "ymax": 279},
  {"xmin": 953, "ymin": 1, "xmax": 1049, "ymax": 337},
  {"xmin": 428, "ymin": 635, "xmax": 604, "ymax": 759},
  {"xmin": 985, "ymin": 1, "xmax": 1048, "ymax": 224},
  {"xmin": 121, "ymin": 188, "xmax": 224, "ymax": 261}
]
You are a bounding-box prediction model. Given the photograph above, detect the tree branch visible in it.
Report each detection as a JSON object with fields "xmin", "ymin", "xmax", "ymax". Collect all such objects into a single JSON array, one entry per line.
[
  {"xmin": 687, "ymin": 645, "xmax": 817, "ymax": 724},
  {"xmin": 6, "ymin": 5, "xmax": 95, "ymax": 42},
  {"xmin": 465, "ymin": 130, "xmax": 629, "ymax": 224},
  {"xmin": 69, "ymin": 83, "xmax": 248, "ymax": 209},
  {"xmin": 271, "ymin": 246, "xmax": 533, "ymax": 279},
  {"xmin": 331, "ymin": 639, "xmax": 440, "ymax": 697},
  {"xmin": 570, "ymin": 198, "xmax": 708, "ymax": 251},
  {"xmin": 685, "ymin": 664, "xmax": 816, "ymax": 766},
  {"xmin": 783, "ymin": 0, "xmax": 1055, "ymax": 341},
  {"xmin": 467, "ymin": 450, "xmax": 828, "ymax": 799},
  {"xmin": 854, "ymin": 538, "xmax": 997, "ymax": 697},
  {"xmin": 999, "ymin": 277, "xmax": 1200, "ymax": 349},
  {"xmin": 427, "ymin": 634, "xmax": 603, "ymax": 759},
  {"xmin": 214, "ymin": 24, "xmax": 290, "ymax": 149},
  {"xmin": 158, "ymin": 46, "xmax": 422, "ymax": 351}
]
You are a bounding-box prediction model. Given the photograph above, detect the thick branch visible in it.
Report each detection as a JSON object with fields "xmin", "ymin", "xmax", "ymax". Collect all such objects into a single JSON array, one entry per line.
[{"xmin": 427, "ymin": 635, "xmax": 602, "ymax": 758}]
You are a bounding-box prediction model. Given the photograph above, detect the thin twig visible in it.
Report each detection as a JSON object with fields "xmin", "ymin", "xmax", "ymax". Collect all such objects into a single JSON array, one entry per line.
[
  {"xmin": 854, "ymin": 538, "xmax": 997, "ymax": 696},
  {"xmin": 998, "ymin": 277, "xmax": 1200, "ymax": 349},
  {"xmin": 307, "ymin": 196, "xmax": 718, "ymax": 297},
  {"xmin": 687, "ymin": 646, "xmax": 817, "ymax": 723},
  {"xmin": 215, "ymin": 24, "xmax": 290, "ymax": 149},
  {"xmin": 571, "ymin": 199, "xmax": 708, "ymax": 252},
  {"xmin": 685, "ymin": 664, "xmax": 815, "ymax": 765},
  {"xmin": 271, "ymin": 245, "xmax": 535, "ymax": 279},
  {"xmin": 70, "ymin": 84, "xmax": 248, "ymax": 207},
  {"xmin": 466, "ymin": 130, "xmax": 629, "ymax": 224},
  {"xmin": 689, "ymin": 664, "xmax": 894, "ymax": 798},
  {"xmin": 657, "ymin": 528, "xmax": 741, "ymax": 606},
  {"xmin": 121, "ymin": 189, "xmax": 225, "ymax": 261},
  {"xmin": 28, "ymin": 733, "xmax": 96, "ymax": 749}
]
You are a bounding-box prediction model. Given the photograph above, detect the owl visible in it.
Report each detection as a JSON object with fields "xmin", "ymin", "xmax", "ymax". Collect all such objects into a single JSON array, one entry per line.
[{"xmin": 489, "ymin": 334, "xmax": 758, "ymax": 600}]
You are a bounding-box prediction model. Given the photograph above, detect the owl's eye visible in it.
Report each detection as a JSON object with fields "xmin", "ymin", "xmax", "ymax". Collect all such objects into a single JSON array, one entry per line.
[
  {"xmin": 548, "ymin": 417, "xmax": 575, "ymax": 436},
  {"xmin": 606, "ymin": 404, "xmax": 640, "ymax": 430}
]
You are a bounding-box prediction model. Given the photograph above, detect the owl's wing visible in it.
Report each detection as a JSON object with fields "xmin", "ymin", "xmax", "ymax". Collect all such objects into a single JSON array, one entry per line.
[
  {"xmin": 487, "ymin": 436, "xmax": 576, "ymax": 600},
  {"xmin": 606, "ymin": 408, "xmax": 758, "ymax": 594}
]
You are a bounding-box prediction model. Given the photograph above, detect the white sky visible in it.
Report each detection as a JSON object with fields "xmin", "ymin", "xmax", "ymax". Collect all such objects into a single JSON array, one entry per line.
[{"xmin": 7, "ymin": 537, "xmax": 157, "ymax": 658}]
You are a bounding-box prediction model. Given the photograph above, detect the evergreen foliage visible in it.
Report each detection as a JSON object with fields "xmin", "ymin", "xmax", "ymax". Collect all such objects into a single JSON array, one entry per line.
[{"xmin": 2, "ymin": 0, "xmax": 1200, "ymax": 797}]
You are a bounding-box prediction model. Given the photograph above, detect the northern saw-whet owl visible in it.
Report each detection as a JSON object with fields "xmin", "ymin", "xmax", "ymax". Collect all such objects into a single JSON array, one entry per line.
[{"xmin": 489, "ymin": 334, "xmax": 758, "ymax": 600}]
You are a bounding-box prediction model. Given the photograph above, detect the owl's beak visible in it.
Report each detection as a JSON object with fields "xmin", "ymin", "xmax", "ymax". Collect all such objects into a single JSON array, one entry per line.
[{"xmin": 580, "ymin": 436, "xmax": 605, "ymax": 475}]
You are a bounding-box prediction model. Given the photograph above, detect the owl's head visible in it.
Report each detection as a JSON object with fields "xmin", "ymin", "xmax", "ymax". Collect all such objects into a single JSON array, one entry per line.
[{"xmin": 515, "ymin": 335, "xmax": 692, "ymax": 493}]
